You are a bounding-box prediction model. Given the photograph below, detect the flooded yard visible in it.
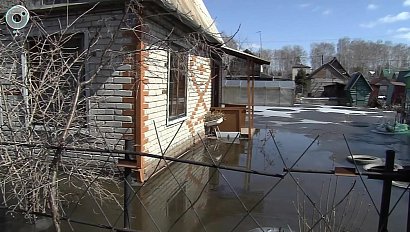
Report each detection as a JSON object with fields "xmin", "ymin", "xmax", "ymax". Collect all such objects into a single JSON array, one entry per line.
[{"xmin": 2, "ymin": 105, "xmax": 410, "ymax": 231}]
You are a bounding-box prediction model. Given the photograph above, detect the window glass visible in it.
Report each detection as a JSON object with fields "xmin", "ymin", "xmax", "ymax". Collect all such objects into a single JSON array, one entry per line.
[{"xmin": 168, "ymin": 50, "xmax": 187, "ymax": 121}]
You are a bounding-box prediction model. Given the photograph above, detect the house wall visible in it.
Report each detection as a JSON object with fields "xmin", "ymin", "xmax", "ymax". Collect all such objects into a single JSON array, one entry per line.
[
  {"xmin": 1, "ymin": 3, "xmax": 216, "ymax": 180},
  {"xmin": 42, "ymin": 9, "xmax": 136, "ymax": 153},
  {"xmin": 131, "ymin": 10, "xmax": 214, "ymax": 179},
  {"xmin": 347, "ymin": 78, "xmax": 371, "ymax": 106},
  {"xmin": 0, "ymin": 6, "xmax": 137, "ymax": 161},
  {"xmin": 310, "ymin": 69, "xmax": 347, "ymax": 97},
  {"xmin": 140, "ymin": 47, "xmax": 212, "ymax": 178}
]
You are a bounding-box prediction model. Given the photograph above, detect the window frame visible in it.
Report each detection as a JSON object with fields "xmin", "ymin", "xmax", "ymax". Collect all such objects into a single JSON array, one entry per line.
[{"xmin": 166, "ymin": 48, "xmax": 189, "ymax": 125}]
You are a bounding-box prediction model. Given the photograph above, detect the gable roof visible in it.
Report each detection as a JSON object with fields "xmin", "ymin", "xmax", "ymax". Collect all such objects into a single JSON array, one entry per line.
[
  {"xmin": 370, "ymin": 77, "xmax": 391, "ymax": 86},
  {"xmin": 346, "ymin": 72, "xmax": 372, "ymax": 90},
  {"xmin": 309, "ymin": 57, "xmax": 350, "ymax": 80},
  {"xmin": 381, "ymin": 68, "xmax": 396, "ymax": 79},
  {"xmin": 395, "ymin": 70, "xmax": 410, "ymax": 83}
]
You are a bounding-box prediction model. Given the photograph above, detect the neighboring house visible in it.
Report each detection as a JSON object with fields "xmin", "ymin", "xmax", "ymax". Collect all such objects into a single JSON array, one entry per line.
[
  {"xmin": 386, "ymin": 70, "xmax": 409, "ymax": 106},
  {"xmin": 0, "ymin": 0, "xmax": 231, "ymax": 182},
  {"xmin": 395, "ymin": 70, "xmax": 410, "ymax": 83},
  {"xmin": 396, "ymin": 69, "xmax": 410, "ymax": 121},
  {"xmin": 308, "ymin": 57, "xmax": 350, "ymax": 98},
  {"xmin": 380, "ymin": 68, "xmax": 397, "ymax": 80},
  {"xmin": 369, "ymin": 75, "xmax": 406, "ymax": 106},
  {"xmin": 370, "ymin": 77, "xmax": 390, "ymax": 99},
  {"xmin": 291, "ymin": 63, "xmax": 311, "ymax": 81},
  {"xmin": 404, "ymin": 73, "xmax": 410, "ymax": 123},
  {"xmin": 388, "ymin": 81, "xmax": 406, "ymax": 106},
  {"xmin": 369, "ymin": 77, "xmax": 390, "ymax": 106},
  {"xmin": 345, "ymin": 72, "xmax": 372, "ymax": 107}
]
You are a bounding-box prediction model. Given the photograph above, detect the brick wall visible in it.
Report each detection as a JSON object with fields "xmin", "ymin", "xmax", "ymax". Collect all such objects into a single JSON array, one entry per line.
[{"xmin": 0, "ymin": 7, "xmax": 137, "ymax": 154}]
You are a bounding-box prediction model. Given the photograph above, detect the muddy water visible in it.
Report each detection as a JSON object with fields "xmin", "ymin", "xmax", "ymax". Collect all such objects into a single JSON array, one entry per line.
[{"xmin": 2, "ymin": 106, "xmax": 410, "ymax": 232}]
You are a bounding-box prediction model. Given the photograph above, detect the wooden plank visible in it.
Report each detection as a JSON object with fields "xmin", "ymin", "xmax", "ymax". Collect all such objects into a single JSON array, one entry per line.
[
  {"xmin": 117, "ymin": 159, "xmax": 138, "ymax": 169},
  {"xmin": 335, "ymin": 167, "xmax": 357, "ymax": 177},
  {"xmin": 241, "ymin": 127, "xmax": 255, "ymax": 137}
]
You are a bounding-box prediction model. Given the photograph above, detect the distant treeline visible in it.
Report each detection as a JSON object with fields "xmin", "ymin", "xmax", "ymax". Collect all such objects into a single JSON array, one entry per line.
[{"xmin": 222, "ymin": 34, "xmax": 410, "ymax": 77}]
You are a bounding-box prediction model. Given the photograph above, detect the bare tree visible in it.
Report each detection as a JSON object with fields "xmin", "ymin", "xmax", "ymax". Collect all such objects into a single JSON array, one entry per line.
[
  {"xmin": 271, "ymin": 45, "xmax": 307, "ymax": 78},
  {"xmin": 336, "ymin": 37, "xmax": 410, "ymax": 75},
  {"xmin": 310, "ymin": 42, "xmax": 336, "ymax": 70}
]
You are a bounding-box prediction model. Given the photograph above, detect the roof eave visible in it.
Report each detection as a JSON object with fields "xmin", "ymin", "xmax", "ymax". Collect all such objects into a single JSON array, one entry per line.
[
  {"xmin": 152, "ymin": 0, "xmax": 223, "ymax": 44},
  {"xmin": 220, "ymin": 46, "xmax": 270, "ymax": 65}
]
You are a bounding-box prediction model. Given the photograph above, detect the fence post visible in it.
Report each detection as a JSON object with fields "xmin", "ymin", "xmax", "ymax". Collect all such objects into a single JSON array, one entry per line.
[
  {"xmin": 408, "ymin": 191, "xmax": 410, "ymax": 232},
  {"xmin": 124, "ymin": 140, "xmax": 133, "ymax": 229},
  {"xmin": 378, "ymin": 150, "xmax": 395, "ymax": 232}
]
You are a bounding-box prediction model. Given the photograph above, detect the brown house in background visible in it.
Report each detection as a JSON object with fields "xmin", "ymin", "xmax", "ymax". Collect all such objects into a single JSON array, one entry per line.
[{"xmin": 308, "ymin": 57, "xmax": 350, "ymax": 98}]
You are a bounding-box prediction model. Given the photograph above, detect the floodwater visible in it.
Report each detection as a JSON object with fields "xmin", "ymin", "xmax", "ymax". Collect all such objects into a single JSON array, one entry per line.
[{"xmin": 2, "ymin": 105, "xmax": 410, "ymax": 232}]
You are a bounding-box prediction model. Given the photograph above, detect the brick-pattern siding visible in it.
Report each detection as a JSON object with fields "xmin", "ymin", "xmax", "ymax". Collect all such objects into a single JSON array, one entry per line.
[
  {"xmin": 141, "ymin": 46, "xmax": 212, "ymax": 177},
  {"xmin": 137, "ymin": 149, "xmax": 210, "ymax": 231},
  {"xmin": 1, "ymin": 3, "xmax": 216, "ymax": 178},
  {"xmin": 0, "ymin": 8, "xmax": 137, "ymax": 152}
]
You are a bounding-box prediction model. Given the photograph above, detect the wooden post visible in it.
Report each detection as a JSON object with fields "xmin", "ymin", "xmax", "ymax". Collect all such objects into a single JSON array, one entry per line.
[
  {"xmin": 378, "ymin": 150, "xmax": 395, "ymax": 232},
  {"xmin": 247, "ymin": 58, "xmax": 251, "ymax": 138},
  {"xmin": 408, "ymin": 191, "xmax": 410, "ymax": 232}
]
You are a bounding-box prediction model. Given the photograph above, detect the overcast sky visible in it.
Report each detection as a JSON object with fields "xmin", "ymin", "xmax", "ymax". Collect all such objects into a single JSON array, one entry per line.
[{"xmin": 203, "ymin": 0, "xmax": 410, "ymax": 51}]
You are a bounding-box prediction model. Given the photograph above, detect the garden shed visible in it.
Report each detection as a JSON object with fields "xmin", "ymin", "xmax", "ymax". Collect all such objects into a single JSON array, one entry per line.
[{"xmin": 346, "ymin": 72, "xmax": 372, "ymax": 106}]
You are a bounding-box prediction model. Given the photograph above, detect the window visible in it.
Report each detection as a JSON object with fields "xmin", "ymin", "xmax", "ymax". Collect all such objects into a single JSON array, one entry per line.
[
  {"xmin": 27, "ymin": 34, "xmax": 87, "ymax": 126},
  {"xmin": 167, "ymin": 50, "xmax": 188, "ymax": 121}
]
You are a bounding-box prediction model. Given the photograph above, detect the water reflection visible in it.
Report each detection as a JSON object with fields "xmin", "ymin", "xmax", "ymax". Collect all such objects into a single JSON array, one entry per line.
[{"xmin": 2, "ymin": 129, "xmax": 409, "ymax": 231}]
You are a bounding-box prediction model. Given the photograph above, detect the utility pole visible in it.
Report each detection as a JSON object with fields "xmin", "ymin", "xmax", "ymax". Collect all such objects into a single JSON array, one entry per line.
[{"xmin": 256, "ymin": 31, "xmax": 262, "ymax": 57}]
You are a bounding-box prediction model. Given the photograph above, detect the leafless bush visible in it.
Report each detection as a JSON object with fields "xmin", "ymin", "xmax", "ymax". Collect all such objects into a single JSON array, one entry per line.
[{"xmin": 0, "ymin": 1, "xmax": 223, "ymax": 231}]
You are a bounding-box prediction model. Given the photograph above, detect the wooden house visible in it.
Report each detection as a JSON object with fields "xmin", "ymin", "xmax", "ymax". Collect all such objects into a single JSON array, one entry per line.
[
  {"xmin": 308, "ymin": 57, "xmax": 350, "ymax": 98},
  {"xmin": 291, "ymin": 63, "xmax": 311, "ymax": 81},
  {"xmin": 346, "ymin": 72, "xmax": 372, "ymax": 106}
]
